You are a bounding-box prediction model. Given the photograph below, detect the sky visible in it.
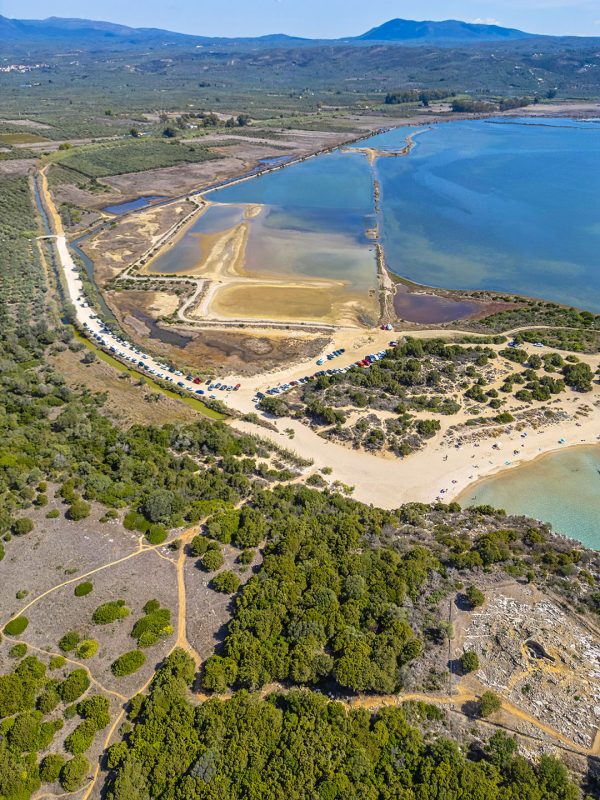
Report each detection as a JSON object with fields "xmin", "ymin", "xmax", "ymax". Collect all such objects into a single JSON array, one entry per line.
[{"xmin": 0, "ymin": 0, "xmax": 598, "ymax": 38}]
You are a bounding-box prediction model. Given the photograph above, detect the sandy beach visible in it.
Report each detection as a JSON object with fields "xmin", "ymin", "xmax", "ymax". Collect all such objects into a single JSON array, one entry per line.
[
  {"xmin": 224, "ymin": 326, "xmax": 600, "ymax": 509},
  {"xmin": 233, "ymin": 404, "xmax": 599, "ymax": 510}
]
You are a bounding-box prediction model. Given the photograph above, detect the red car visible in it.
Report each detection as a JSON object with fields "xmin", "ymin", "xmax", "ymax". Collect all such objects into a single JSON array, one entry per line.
[{"xmin": 193, "ymin": 378, "xmax": 202, "ymax": 385}]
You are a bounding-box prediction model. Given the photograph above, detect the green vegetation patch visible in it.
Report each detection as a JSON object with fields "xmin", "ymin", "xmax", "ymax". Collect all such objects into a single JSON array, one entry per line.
[
  {"xmin": 111, "ymin": 650, "xmax": 146, "ymax": 677},
  {"xmin": 0, "ymin": 132, "xmax": 47, "ymax": 145},
  {"xmin": 60, "ymin": 669, "xmax": 90, "ymax": 703},
  {"xmin": 58, "ymin": 139, "xmax": 220, "ymax": 178},
  {"xmin": 106, "ymin": 650, "xmax": 582, "ymax": 800},
  {"xmin": 74, "ymin": 581, "xmax": 93, "ymax": 597},
  {"xmin": 59, "ymin": 754, "xmax": 90, "ymax": 792},
  {"xmin": 76, "ymin": 639, "xmax": 99, "ymax": 659},
  {"xmin": 8, "ymin": 643, "xmax": 27, "ymax": 659},
  {"xmin": 4, "ymin": 616, "xmax": 29, "ymax": 636},
  {"xmin": 131, "ymin": 601, "xmax": 172, "ymax": 648},
  {"xmin": 92, "ymin": 599, "xmax": 130, "ymax": 625},
  {"xmin": 209, "ymin": 570, "xmax": 241, "ymax": 594}
]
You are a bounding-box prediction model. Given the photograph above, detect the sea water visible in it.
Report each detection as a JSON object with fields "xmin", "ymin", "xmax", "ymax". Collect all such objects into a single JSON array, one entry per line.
[
  {"xmin": 457, "ymin": 446, "xmax": 600, "ymax": 549},
  {"xmin": 373, "ymin": 118, "xmax": 600, "ymax": 310}
]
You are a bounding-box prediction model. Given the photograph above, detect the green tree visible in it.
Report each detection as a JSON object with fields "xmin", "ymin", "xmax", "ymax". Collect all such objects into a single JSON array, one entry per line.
[
  {"xmin": 465, "ymin": 585, "xmax": 485, "ymax": 609},
  {"xmin": 478, "ymin": 690, "xmax": 502, "ymax": 717},
  {"xmin": 459, "ymin": 650, "xmax": 479, "ymax": 673},
  {"xmin": 201, "ymin": 548, "xmax": 224, "ymax": 572},
  {"xmin": 210, "ymin": 570, "xmax": 240, "ymax": 594},
  {"xmin": 40, "ymin": 753, "xmax": 66, "ymax": 783},
  {"xmin": 68, "ymin": 498, "xmax": 91, "ymax": 521},
  {"xmin": 60, "ymin": 669, "xmax": 90, "ymax": 703},
  {"xmin": 60, "ymin": 755, "xmax": 90, "ymax": 792}
]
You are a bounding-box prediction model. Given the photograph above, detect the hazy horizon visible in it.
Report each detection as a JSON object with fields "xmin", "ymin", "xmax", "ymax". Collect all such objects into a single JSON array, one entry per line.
[{"xmin": 0, "ymin": 0, "xmax": 598, "ymax": 39}]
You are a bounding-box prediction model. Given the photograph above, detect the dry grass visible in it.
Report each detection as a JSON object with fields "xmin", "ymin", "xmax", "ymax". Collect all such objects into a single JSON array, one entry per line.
[{"xmin": 50, "ymin": 347, "xmax": 198, "ymax": 427}]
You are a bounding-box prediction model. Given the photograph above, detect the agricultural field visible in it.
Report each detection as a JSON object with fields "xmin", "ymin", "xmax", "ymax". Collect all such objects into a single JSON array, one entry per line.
[
  {"xmin": 0, "ymin": 131, "xmax": 48, "ymax": 145},
  {"xmin": 56, "ymin": 139, "xmax": 221, "ymax": 178}
]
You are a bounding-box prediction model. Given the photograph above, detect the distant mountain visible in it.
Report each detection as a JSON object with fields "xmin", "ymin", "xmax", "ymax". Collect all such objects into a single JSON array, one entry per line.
[
  {"xmin": 355, "ymin": 18, "xmax": 534, "ymax": 43},
  {"xmin": 0, "ymin": 15, "xmax": 549, "ymax": 54},
  {"xmin": 0, "ymin": 15, "xmax": 204, "ymax": 49}
]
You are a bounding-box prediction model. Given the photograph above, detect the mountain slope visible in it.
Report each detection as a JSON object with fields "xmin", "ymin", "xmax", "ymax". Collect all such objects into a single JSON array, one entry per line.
[
  {"xmin": 356, "ymin": 18, "xmax": 534, "ymax": 43},
  {"xmin": 0, "ymin": 15, "xmax": 538, "ymax": 52},
  {"xmin": 0, "ymin": 15, "xmax": 205, "ymax": 49}
]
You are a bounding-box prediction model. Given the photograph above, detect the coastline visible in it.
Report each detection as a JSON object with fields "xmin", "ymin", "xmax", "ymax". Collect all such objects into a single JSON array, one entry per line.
[
  {"xmin": 231, "ymin": 400, "xmax": 600, "ymax": 511},
  {"xmin": 454, "ymin": 440, "xmax": 600, "ymax": 507}
]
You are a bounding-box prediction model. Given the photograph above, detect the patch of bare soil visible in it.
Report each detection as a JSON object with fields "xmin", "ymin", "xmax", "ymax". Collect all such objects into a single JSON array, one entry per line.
[
  {"xmin": 102, "ymin": 156, "xmax": 249, "ymax": 198},
  {"xmin": 21, "ymin": 548, "xmax": 179, "ymax": 697},
  {"xmin": 0, "ymin": 158, "xmax": 37, "ymax": 176},
  {"xmin": 81, "ymin": 200, "xmax": 196, "ymax": 285},
  {"xmin": 185, "ymin": 542, "xmax": 262, "ymax": 661},
  {"xmin": 50, "ymin": 347, "xmax": 198, "ymax": 426},
  {"xmin": 0, "ymin": 118, "xmax": 52, "ymax": 129},
  {"xmin": 0, "ymin": 497, "xmax": 139, "ymax": 622}
]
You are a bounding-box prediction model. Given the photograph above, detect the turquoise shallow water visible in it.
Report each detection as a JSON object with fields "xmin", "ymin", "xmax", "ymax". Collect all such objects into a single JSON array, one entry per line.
[
  {"xmin": 373, "ymin": 118, "xmax": 600, "ymax": 310},
  {"xmin": 457, "ymin": 447, "xmax": 600, "ymax": 549}
]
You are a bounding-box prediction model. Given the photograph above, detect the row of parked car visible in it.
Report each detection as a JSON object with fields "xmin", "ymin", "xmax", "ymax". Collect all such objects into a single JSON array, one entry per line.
[
  {"xmin": 316, "ymin": 348, "xmax": 346, "ymax": 366},
  {"xmin": 255, "ymin": 342, "xmax": 398, "ymax": 401},
  {"xmin": 82, "ymin": 317, "xmax": 240, "ymax": 398}
]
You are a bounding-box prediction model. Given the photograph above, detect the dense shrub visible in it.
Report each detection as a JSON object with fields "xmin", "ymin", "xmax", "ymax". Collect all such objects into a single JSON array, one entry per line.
[
  {"xmin": 58, "ymin": 631, "xmax": 80, "ymax": 652},
  {"xmin": 39, "ymin": 753, "xmax": 66, "ymax": 783},
  {"xmin": 479, "ymin": 690, "xmax": 502, "ymax": 718},
  {"xmin": 12, "ymin": 518, "xmax": 34, "ymax": 536},
  {"xmin": 465, "ymin": 585, "xmax": 485, "ymax": 608},
  {"xmin": 201, "ymin": 548, "xmax": 224, "ymax": 572},
  {"xmin": 4, "ymin": 616, "xmax": 29, "ymax": 636},
  {"xmin": 68, "ymin": 498, "xmax": 91, "ymax": 520},
  {"xmin": 145, "ymin": 524, "xmax": 167, "ymax": 545},
  {"xmin": 76, "ymin": 639, "xmax": 99, "ymax": 659},
  {"xmin": 60, "ymin": 669, "xmax": 90, "ymax": 703},
  {"xmin": 209, "ymin": 570, "xmax": 241, "ymax": 594},
  {"xmin": 74, "ymin": 581, "xmax": 93, "ymax": 597},
  {"xmin": 60, "ymin": 755, "xmax": 90, "ymax": 791},
  {"xmin": 459, "ymin": 650, "xmax": 480, "ymax": 673},
  {"xmin": 111, "ymin": 650, "xmax": 145, "ymax": 677},
  {"xmin": 65, "ymin": 719, "xmax": 97, "ymax": 754},
  {"xmin": 78, "ymin": 695, "xmax": 110, "ymax": 728},
  {"xmin": 108, "ymin": 651, "xmax": 581, "ymax": 800},
  {"xmin": 92, "ymin": 600, "xmax": 129, "ymax": 625},
  {"xmin": 131, "ymin": 604, "xmax": 172, "ymax": 648},
  {"xmin": 37, "ymin": 686, "xmax": 61, "ymax": 714},
  {"xmin": 189, "ymin": 534, "xmax": 210, "ymax": 557}
]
